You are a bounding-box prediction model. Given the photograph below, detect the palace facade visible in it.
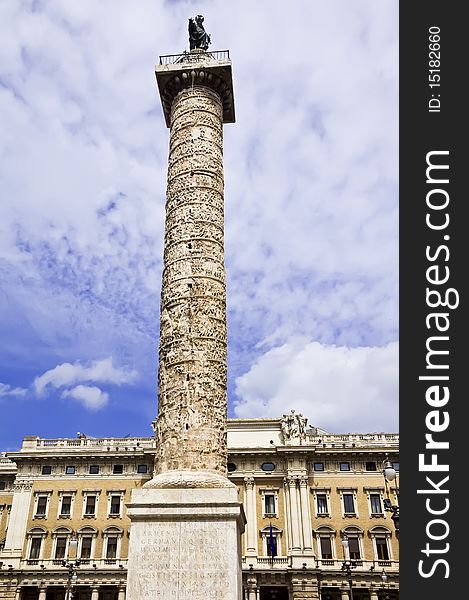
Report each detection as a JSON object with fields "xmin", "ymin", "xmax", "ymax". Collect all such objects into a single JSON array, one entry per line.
[{"xmin": 0, "ymin": 414, "xmax": 399, "ymax": 600}]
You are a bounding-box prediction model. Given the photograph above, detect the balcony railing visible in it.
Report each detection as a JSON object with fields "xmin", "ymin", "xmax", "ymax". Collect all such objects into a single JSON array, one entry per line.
[
  {"xmin": 19, "ymin": 559, "xmax": 128, "ymax": 570},
  {"xmin": 159, "ymin": 50, "xmax": 230, "ymax": 65}
]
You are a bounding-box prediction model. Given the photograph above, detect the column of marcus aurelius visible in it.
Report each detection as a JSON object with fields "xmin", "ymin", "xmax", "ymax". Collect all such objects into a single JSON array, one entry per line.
[{"xmin": 126, "ymin": 23, "xmax": 246, "ymax": 600}]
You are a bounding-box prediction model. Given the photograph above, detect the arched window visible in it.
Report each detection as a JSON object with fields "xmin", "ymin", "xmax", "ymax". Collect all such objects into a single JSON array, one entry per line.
[
  {"xmin": 369, "ymin": 526, "xmax": 393, "ymax": 562},
  {"xmin": 341, "ymin": 526, "xmax": 365, "ymax": 561},
  {"xmin": 51, "ymin": 526, "xmax": 73, "ymax": 560},
  {"xmin": 26, "ymin": 527, "xmax": 47, "ymax": 562},
  {"xmin": 313, "ymin": 526, "xmax": 336, "ymax": 562},
  {"xmin": 77, "ymin": 526, "xmax": 98, "ymax": 561},
  {"xmin": 102, "ymin": 526, "xmax": 123, "ymax": 562},
  {"xmin": 259, "ymin": 525, "xmax": 283, "ymax": 557}
]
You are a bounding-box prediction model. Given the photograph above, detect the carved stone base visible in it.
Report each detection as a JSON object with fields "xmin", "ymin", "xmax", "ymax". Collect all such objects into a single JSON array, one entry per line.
[
  {"xmin": 143, "ymin": 469, "xmax": 237, "ymax": 489},
  {"xmin": 126, "ymin": 485, "xmax": 246, "ymax": 600}
]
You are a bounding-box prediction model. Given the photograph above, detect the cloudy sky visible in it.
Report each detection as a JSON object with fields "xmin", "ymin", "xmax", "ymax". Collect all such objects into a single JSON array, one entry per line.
[{"xmin": 0, "ymin": 0, "xmax": 398, "ymax": 450}]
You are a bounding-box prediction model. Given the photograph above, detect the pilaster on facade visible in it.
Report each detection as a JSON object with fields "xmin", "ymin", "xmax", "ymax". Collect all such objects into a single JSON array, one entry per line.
[
  {"xmin": 244, "ymin": 477, "xmax": 258, "ymax": 556},
  {"xmin": 298, "ymin": 476, "xmax": 314, "ymax": 555},
  {"xmin": 286, "ymin": 476, "xmax": 302, "ymax": 554}
]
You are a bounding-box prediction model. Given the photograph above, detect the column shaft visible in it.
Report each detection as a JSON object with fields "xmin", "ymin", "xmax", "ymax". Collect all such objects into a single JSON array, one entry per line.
[
  {"xmin": 299, "ymin": 477, "xmax": 313, "ymax": 552},
  {"xmin": 244, "ymin": 478, "xmax": 257, "ymax": 554},
  {"xmin": 288, "ymin": 478, "xmax": 302, "ymax": 551},
  {"xmin": 155, "ymin": 85, "xmax": 227, "ymax": 476}
]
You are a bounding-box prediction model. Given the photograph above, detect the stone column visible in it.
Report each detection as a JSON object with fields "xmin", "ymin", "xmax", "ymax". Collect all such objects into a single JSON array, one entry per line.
[
  {"xmin": 370, "ymin": 592, "xmax": 379, "ymax": 600},
  {"xmin": 244, "ymin": 477, "xmax": 257, "ymax": 555},
  {"xmin": 3, "ymin": 482, "xmax": 33, "ymax": 564},
  {"xmin": 283, "ymin": 478, "xmax": 292, "ymax": 551},
  {"xmin": 299, "ymin": 476, "xmax": 313, "ymax": 553},
  {"xmin": 15, "ymin": 588, "xmax": 22, "ymax": 600},
  {"xmin": 154, "ymin": 81, "xmax": 228, "ymax": 480},
  {"xmin": 90, "ymin": 589, "xmax": 99, "ymax": 600},
  {"xmin": 126, "ymin": 49, "xmax": 244, "ymax": 600},
  {"xmin": 38, "ymin": 588, "xmax": 47, "ymax": 600},
  {"xmin": 340, "ymin": 592, "xmax": 349, "ymax": 600},
  {"xmin": 288, "ymin": 477, "xmax": 302, "ymax": 551},
  {"xmin": 118, "ymin": 587, "xmax": 126, "ymax": 600}
]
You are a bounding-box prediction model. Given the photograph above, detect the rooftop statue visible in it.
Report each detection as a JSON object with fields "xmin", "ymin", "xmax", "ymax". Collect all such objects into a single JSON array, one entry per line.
[{"xmin": 188, "ymin": 15, "xmax": 211, "ymax": 51}]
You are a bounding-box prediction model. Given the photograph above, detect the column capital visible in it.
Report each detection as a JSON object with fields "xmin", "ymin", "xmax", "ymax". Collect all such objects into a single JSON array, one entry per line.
[
  {"xmin": 298, "ymin": 475, "xmax": 309, "ymax": 487},
  {"xmin": 244, "ymin": 476, "xmax": 255, "ymax": 489}
]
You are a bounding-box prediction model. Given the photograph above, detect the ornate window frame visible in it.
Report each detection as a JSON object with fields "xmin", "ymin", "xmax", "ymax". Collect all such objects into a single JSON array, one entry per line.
[
  {"xmin": 337, "ymin": 487, "xmax": 358, "ymax": 518},
  {"xmin": 340, "ymin": 526, "xmax": 365, "ymax": 560},
  {"xmin": 363, "ymin": 487, "xmax": 385, "ymax": 518},
  {"xmin": 51, "ymin": 526, "xmax": 73, "ymax": 560},
  {"xmin": 26, "ymin": 526, "xmax": 47, "ymax": 561},
  {"xmin": 33, "ymin": 491, "xmax": 52, "ymax": 519},
  {"xmin": 82, "ymin": 490, "xmax": 100, "ymax": 518},
  {"xmin": 369, "ymin": 525, "xmax": 394, "ymax": 561},
  {"xmin": 259, "ymin": 524, "xmax": 283, "ymax": 557},
  {"xmin": 57, "ymin": 491, "xmax": 76, "ymax": 519},
  {"xmin": 312, "ymin": 487, "xmax": 331, "ymax": 518},
  {"xmin": 259, "ymin": 487, "xmax": 279, "ymax": 518},
  {"xmin": 313, "ymin": 525, "xmax": 337, "ymax": 561},
  {"xmin": 77, "ymin": 525, "xmax": 98, "ymax": 561},
  {"xmin": 107, "ymin": 490, "xmax": 125, "ymax": 518},
  {"xmin": 102, "ymin": 526, "xmax": 123, "ymax": 561}
]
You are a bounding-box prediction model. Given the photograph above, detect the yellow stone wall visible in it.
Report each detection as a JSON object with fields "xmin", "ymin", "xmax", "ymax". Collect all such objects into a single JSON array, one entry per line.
[
  {"xmin": 0, "ymin": 492, "xmax": 13, "ymax": 544},
  {"xmin": 24, "ymin": 477, "xmax": 149, "ymax": 559}
]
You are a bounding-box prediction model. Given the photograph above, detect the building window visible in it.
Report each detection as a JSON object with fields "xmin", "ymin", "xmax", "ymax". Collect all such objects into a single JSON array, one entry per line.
[
  {"xmin": 366, "ymin": 462, "xmax": 377, "ymax": 471},
  {"xmin": 369, "ymin": 526, "xmax": 393, "ymax": 562},
  {"xmin": 370, "ymin": 494, "xmax": 383, "ymax": 515},
  {"xmin": 34, "ymin": 494, "xmax": 49, "ymax": 518},
  {"xmin": 55, "ymin": 536, "xmax": 67, "ymax": 559},
  {"xmin": 316, "ymin": 494, "xmax": 329, "ymax": 515},
  {"xmin": 137, "ymin": 464, "xmax": 148, "ymax": 474},
  {"xmin": 106, "ymin": 536, "xmax": 118, "ymax": 559},
  {"xmin": 340, "ymin": 462, "xmax": 350, "ymax": 471},
  {"xmin": 314, "ymin": 527, "xmax": 336, "ymax": 561},
  {"xmin": 314, "ymin": 462, "xmax": 324, "ymax": 471},
  {"xmin": 260, "ymin": 525, "xmax": 282, "ymax": 557},
  {"xmin": 261, "ymin": 489, "xmax": 278, "ymax": 517},
  {"xmin": 102, "ymin": 527, "xmax": 123, "ymax": 561},
  {"xmin": 84, "ymin": 494, "xmax": 98, "ymax": 516},
  {"xmin": 392, "ymin": 462, "xmax": 400, "ymax": 471},
  {"xmin": 261, "ymin": 462, "xmax": 276, "ymax": 472},
  {"xmin": 80, "ymin": 536, "xmax": 92, "ymax": 559},
  {"xmin": 60, "ymin": 495, "xmax": 72, "ymax": 517},
  {"xmin": 89, "ymin": 465, "xmax": 100, "ymax": 475},
  {"xmin": 66, "ymin": 466, "xmax": 76, "ymax": 475},
  {"xmin": 27, "ymin": 527, "xmax": 47, "ymax": 561},
  {"xmin": 376, "ymin": 537, "xmax": 390, "ymax": 560},
  {"xmin": 109, "ymin": 495, "xmax": 121, "ymax": 516},
  {"xmin": 41, "ymin": 466, "xmax": 52, "ymax": 475},
  {"xmin": 0, "ymin": 481, "xmax": 5, "ymax": 490},
  {"xmin": 342, "ymin": 527, "xmax": 364, "ymax": 560},
  {"xmin": 348, "ymin": 536, "xmax": 361, "ymax": 559},
  {"xmin": 29, "ymin": 537, "xmax": 42, "ymax": 560},
  {"xmin": 343, "ymin": 494, "xmax": 355, "ymax": 515},
  {"xmin": 77, "ymin": 526, "xmax": 97, "ymax": 560},
  {"xmin": 320, "ymin": 537, "xmax": 333, "ymax": 559},
  {"xmin": 264, "ymin": 494, "xmax": 275, "ymax": 515},
  {"xmin": 113, "ymin": 464, "xmax": 123, "ymax": 474}
]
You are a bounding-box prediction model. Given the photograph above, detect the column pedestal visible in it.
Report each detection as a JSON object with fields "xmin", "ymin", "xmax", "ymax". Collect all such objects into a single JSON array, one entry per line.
[{"xmin": 126, "ymin": 482, "xmax": 246, "ymax": 600}]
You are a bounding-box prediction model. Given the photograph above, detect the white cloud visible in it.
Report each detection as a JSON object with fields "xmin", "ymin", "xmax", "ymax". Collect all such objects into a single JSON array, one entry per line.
[
  {"xmin": 0, "ymin": 1, "xmax": 398, "ymax": 440},
  {"xmin": 234, "ymin": 339, "xmax": 398, "ymax": 433},
  {"xmin": 34, "ymin": 357, "xmax": 137, "ymax": 395},
  {"xmin": 62, "ymin": 385, "xmax": 109, "ymax": 411},
  {"xmin": 0, "ymin": 382, "xmax": 28, "ymax": 397}
]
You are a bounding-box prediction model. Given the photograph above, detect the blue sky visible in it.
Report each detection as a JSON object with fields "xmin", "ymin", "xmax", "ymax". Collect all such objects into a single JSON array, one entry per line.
[{"xmin": 0, "ymin": 0, "xmax": 398, "ymax": 450}]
